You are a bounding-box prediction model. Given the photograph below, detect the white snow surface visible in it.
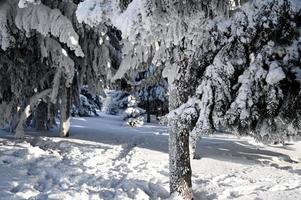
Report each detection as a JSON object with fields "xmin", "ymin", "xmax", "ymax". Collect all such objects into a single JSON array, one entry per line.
[{"xmin": 0, "ymin": 113, "xmax": 301, "ymax": 200}]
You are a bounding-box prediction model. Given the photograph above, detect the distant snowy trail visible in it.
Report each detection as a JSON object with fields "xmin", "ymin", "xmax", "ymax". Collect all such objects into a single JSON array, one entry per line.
[{"xmin": 0, "ymin": 113, "xmax": 301, "ymax": 200}]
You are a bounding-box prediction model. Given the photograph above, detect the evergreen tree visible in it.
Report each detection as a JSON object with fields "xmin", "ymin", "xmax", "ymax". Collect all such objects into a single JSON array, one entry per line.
[
  {"xmin": 76, "ymin": 0, "xmax": 301, "ymax": 199},
  {"xmin": 76, "ymin": 0, "xmax": 230, "ymax": 198},
  {"xmin": 134, "ymin": 64, "xmax": 168, "ymax": 122},
  {"xmin": 1, "ymin": 0, "xmax": 300, "ymax": 199},
  {"xmin": 0, "ymin": 0, "xmax": 121, "ymax": 138}
]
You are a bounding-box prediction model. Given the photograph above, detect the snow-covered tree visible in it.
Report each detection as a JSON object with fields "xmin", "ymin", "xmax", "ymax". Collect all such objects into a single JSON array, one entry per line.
[
  {"xmin": 76, "ymin": 0, "xmax": 301, "ymax": 199},
  {"xmin": 1, "ymin": 0, "xmax": 299, "ymax": 199},
  {"xmin": 101, "ymin": 89, "xmax": 146, "ymax": 127},
  {"xmin": 76, "ymin": 0, "xmax": 231, "ymax": 198},
  {"xmin": 133, "ymin": 64, "xmax": 168, "ymax": 122},
  {"xmin": 0, "ymin": 0, "xmax": 121, "ymax": 138},
  {"xmin": 178, "ymin": 0, "xmax": 301, "ymax": 156}
]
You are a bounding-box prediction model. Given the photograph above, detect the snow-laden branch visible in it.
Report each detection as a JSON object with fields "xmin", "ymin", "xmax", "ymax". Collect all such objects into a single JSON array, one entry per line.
[
  {"xmin": 40, "ymin": 37, "xmax": 75, "ymax": 88},
  {"xmin": 15, "ymin": 2, "xmax": 84, "ymax": 57}
]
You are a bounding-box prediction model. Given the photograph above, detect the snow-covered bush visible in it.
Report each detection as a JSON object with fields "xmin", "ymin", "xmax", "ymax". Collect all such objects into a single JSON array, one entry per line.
[
  {"xmin": 123, "ymin": 95, "xmax": 145, "ymax": 127},
  {"xmin": 126, "ymin": 117, "xmax": 144, "ymax": 127}
]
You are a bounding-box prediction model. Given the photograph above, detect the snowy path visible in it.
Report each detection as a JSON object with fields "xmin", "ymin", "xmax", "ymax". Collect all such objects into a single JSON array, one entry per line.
[{"xmin": 0, "ymin": 113, "xmax": 301, "ymax": 200}]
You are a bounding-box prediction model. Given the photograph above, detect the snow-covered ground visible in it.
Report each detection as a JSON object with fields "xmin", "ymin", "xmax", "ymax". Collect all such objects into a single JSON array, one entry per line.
[{"xmin": 0, "ymin": 113, "xmax": 301, "ymax": 200}]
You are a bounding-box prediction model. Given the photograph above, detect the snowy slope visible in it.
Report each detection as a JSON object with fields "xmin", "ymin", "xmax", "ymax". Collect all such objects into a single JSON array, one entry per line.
[{"xmin": 0, "ymin": 113, "xmax": 301, "ymax": 200}]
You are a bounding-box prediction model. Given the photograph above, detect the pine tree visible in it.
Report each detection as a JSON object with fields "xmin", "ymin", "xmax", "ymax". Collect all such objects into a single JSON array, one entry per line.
[
  {"xmin": 133, "ymin": 64, "xmax": 168, "ymax": 122},
  {"xmin": 76, "ymin": 0, "xmax": 301, "ymax": 199},
  {"xmin": 2, "ymin": 0, "xmax": 300, "ymax": 199},
  {"xmin": 183, "ymin": 0, "xmax": 301, "ymax": 153},
  {"xmin": 0, "ymin": 0, "xmax": 121, "ymax": 138},
  {"xmin": 76, "ymin": 0, "xmax": 230, "ymax": 198}
]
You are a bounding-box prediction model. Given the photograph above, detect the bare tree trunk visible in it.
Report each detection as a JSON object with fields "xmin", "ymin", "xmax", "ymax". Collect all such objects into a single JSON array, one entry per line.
[
  {"xmin": 169, "ymin": 88, "xmax": 193, "ymax": 199},
  {"xmin": 59, "ymin": 85, "xmax": 71, "ymax": 137},
  {"xmin": 15, "ymin": 89, "xmax": 52, "ymax": 139}
]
